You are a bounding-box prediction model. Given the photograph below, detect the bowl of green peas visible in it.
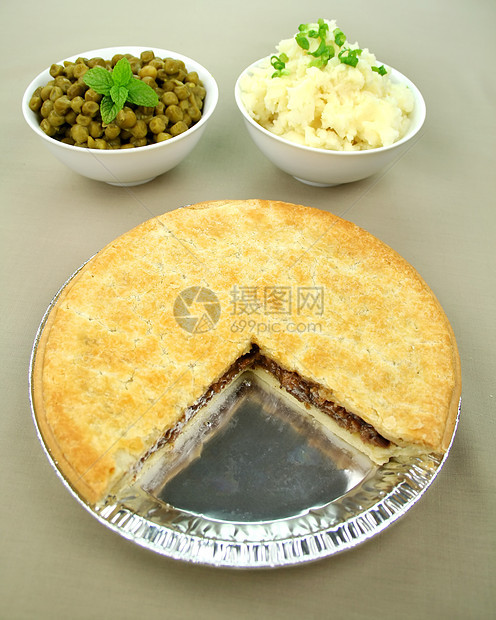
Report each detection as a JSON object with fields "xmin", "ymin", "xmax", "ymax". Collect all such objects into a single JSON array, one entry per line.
[{"xmin": 22, "ymin": 46, "xmax": 218, "ymax": 186}]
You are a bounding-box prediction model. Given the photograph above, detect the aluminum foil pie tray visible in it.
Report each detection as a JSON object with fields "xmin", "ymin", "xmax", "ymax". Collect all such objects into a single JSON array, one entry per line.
[{"xmin": 29, "ymin": 263, "xmax": 460, "ymax": 569}]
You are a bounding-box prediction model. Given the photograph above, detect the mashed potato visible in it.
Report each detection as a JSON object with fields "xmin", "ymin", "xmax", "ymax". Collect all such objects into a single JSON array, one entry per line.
[{"xmin": 240, "ymin": 19, "xmax": 414, "ymax": 151}]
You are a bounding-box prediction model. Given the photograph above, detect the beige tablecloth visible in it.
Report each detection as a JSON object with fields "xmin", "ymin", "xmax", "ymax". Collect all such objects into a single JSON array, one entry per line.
[{"xmin": 1, "ymin": 1, "xmax": 494, "ymax": 618}]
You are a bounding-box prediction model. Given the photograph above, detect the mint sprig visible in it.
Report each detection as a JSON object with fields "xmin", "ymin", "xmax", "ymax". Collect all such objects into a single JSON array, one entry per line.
[{"xmin": 83, "ymin": 57, "xmax": 159, "ymax": 124}]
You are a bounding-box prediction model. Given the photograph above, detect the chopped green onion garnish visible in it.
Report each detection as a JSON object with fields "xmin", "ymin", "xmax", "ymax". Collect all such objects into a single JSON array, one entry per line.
[
  {"xmin": 333, "ymin": 28, "xmax": 346, "ymax": 47},
  {"xmin": 338, "ymin": 47, "xmax": 362, "ymax": 68},
  {"xmin": 372, "ymin": 64, "xmax": 387, "ymax": 75},
  {"xmin": 270, "ymin": 53, "xmax": 289, "ymax": 78},
  {"xmin": 295, "ymin": 33, "xmax": 310, "ymax": 50},
  {"xmin": 273, "ymin": 20, "xmax": 388, "ymax": 77},
  {"xmin": 296, "ymin": 18, "xmax": 335, "ymax": 69}
]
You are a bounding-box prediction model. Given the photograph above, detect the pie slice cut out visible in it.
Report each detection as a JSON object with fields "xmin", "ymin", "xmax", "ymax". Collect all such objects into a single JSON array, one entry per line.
[{"xmin": 31, "ymin": 200, "xmax": 461, "ymax": 505}]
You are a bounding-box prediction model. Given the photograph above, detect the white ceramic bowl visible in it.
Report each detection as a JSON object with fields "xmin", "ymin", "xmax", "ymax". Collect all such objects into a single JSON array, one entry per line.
[
  {"xmin": 22, "ymin": 46, "xmax": 219, "ymax": 186},
  {"xmin": 235, "ymin": 58, "xmax": 426, "ymax": 187}
]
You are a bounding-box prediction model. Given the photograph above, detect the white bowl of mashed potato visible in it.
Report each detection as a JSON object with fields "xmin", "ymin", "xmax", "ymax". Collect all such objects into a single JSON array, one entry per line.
[{"xmin": 235, "ymin": 19, "xmax": 426, "ymax": 186}]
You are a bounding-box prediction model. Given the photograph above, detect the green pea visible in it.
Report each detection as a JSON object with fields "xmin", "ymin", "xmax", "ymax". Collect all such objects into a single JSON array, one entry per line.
[
  {"xmin": 155, "ymin": 132, "xmax": 172, "ymax": 143},
  {"xmin": 76, "ymin": 114, "xmax": 91, "ymax": 127},
  {"xmin": 48, "ymin": 110, "xmax": 66, "ymax": 127},
  {"xmin": 130, "ymin": 119, "xmax": 148, "ymax": 139},
  {"xmin": 169, "ymin": 121, "xmax": 188, "ymax": 136},
  {"xmin": 40, "ymin": 118, "xmax": 57, "ymax": 136},
  {"xmin": 140, "ymin": 50, "xmax": 155, "ymax": 64},
  {"xmin": 67, "ymin": 81, "xmax": 86, "ymax": 99},
  {"xmin": 73, "ymin": 63, "xmax": 89, "ymax": 79},
  {"xmin": 104, "ymin": 123, "xmax": 121, "ymax": 140},
  {"xmin": 129, "ymin": 59, "xmax": 141, "ymax": 74},
  {"xmin": 70, "ymin": 96, "xmax": 84, "ymax": 114},
  {"xmin": 70, "ymin": 124, "xmax": 89, "ymax": 143},
  {"xmin": 89, "ymin": 120, "xmax": 104, "ymax": 138},
  {"xmin": 64, "ymin": 110, "xmax": 77, "ymax": 125},
  {"xmin": 63, "ymin": 63, "xmax": 75, "ymax": 79},
  {"xmin": 116, "ymin": 108, "xmax": 137, "ymax": 129},
  {"xmin": 186, "ymin": 72, "xmax": 200, "ymax": 85},
  {"xmin": 94, "ymin": 138, "xmax": 108, "ymax": 149},
  {"xmin": 50, "ymin": 64, "xmax": 64, "ymax": 78},
  {"xmin": 166, "ymin": 104, "xmax": 183, "ymax": 123},
  {"xmin": 40, "ymin": 99, "xmax": 54, "ymax": 118},
  {"xmin": 53, "ymin": 95, "xmax": 72, "ymax": 115},
  {"xmin": 130, "ymin": 137, "xmax": 147, "ymax": 147},
  {"xmin": 49, "ymin": 86, "xmax": 64, "ymax": 102},
  {"xmin": 29, "ymin": 95, "xmax": 42, "ymax": 112},
  {"xmin": 84, "ymin": 88, "xmax": 101, "ymax": 103},
  {"xmin": 174, "ymin": 84, "xmax": 190, "ymax": 100},
  {"xmin": 40, "ymin": 85, "xmax": 53, "ymax": 101},
  {"xmin": 111, "ymin": 54, "xmax": 124, "ymax": 67},
  {"xmin": 194, "ymin": 85, "xmax": 206, "ymax": 100},
  {"xmin": 164, "ymin": 58, "xmax": 182, "ymax": 75},
  {"xmin": 150, "ymin": 58, "xmax": 164, "ymax": 70},
  {"xmin": 107, "ymin": 137, "xmax": 122, "ymax": 148},
  {"xmin": 139, "ymin": 65, "xmax": 157, "ymax": 79},
  {"xmin": 188, "ymin": 104, "xmax": 202, "ymax": 122},
  {"xmin": 82, "ymin": 101, "xmax": 100, "ymax": 117},
  {"xmin": 162, "ymin": 79, "xmax": 176, "ymax": 92},
  {"xmin": 161, "ymin": 91, "xmax": 178, "ymax": 106},
  {"xmin": 88, "ymin": 57, "xmax": 106, "ymax": 68},
  {"xmin": 175, "ymin": 69, "xmax": 187, "ymax": 82},
  {"xmin": 54, "ymin": 76, "xmax": 72, "ymax": 93},
  {"xmin": 149, "ymin": 116, "xmax": 166, "ymax": 134},
  {"xmin": 155, "ymin": 101, "xmax": 165, "ymax": 115}
]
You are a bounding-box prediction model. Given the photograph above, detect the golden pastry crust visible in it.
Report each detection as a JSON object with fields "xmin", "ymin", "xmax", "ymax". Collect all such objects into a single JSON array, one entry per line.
[{"xmin": 32, "ymin": 200, "xmax": 461, "ymax": 504}]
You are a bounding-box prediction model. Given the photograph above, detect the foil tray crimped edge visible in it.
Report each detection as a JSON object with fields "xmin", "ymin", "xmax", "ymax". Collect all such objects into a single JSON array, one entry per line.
[
  {"xmin": 28, "ymin": 261, "xmax": 460, "ymax": 569},
  {"xmin": 90, "ymin": 445, "xmax": 453, "ymax": 568}
]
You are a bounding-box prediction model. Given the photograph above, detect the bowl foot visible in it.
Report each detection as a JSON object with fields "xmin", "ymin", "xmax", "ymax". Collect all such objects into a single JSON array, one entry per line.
[
  {"xmin": 293, "ymin": 176, "xmax": 339, "ymax": 187},
  {"xmin": 106, "ymin": 177, "xmax": 156, "ymax": 187}
]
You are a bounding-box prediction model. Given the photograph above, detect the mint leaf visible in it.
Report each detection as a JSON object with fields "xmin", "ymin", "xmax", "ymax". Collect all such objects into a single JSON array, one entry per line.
[
  {"xmin": 110, "ymin": 84, "xmax": 128, "ymax": 110},
  {"xmin": 126, "ymin": 78, "xmax": 159, "ymax": 106},
  {"xmin": 100, "ymin": 95, "xmax": 120, "ymax": 124},
  {"xmin": 82, "ymin": 66, "xmax": 113, "ymax": 95},
  {"xmin": 83, "ymin": 56, "xmax": 158, "ymax": 122},
  {"xmin": 112, "ymin": 57, "xmax": 133, "ymax": 87}
]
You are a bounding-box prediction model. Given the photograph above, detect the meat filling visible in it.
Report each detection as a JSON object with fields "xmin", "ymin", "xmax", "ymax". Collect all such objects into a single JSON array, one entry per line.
[
  {"xmin": 255, "ymin": 353, "xmax": 390, "ymax": 448},
  {"xmin": 167, "ymin": 345, "xmax": 390, "ymax": 450}
]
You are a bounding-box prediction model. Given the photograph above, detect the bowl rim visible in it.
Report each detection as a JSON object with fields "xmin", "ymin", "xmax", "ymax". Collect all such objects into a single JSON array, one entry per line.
[
  {"xmin": 22, "ymin": 45, "xmax": 219, "ymax": 156},
  {"xmin": 234, "ymin": 56, "xmax": 426, "ymax": 157}
]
